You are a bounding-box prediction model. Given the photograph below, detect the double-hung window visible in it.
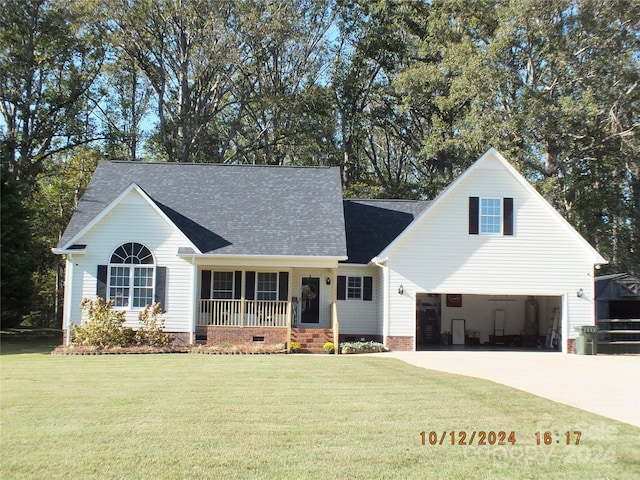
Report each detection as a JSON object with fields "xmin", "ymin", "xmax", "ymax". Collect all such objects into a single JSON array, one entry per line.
[
  {"xmin": 347, "ymin": 276, "xmax": 362, "ymax": 300},
  {"xmin": 108, "ymin": 242, "xmax": 154, "ymax": 308},
  {"xmin": 480, "ymin": 198, "xmax": 502, "ymax": 235},
  {"xmin": 257, "ymin": 272, "xmax": 278, "ymax": 300},
  {"xmin": 337, "ymin": 275, "xmax": 373, "ymax": 301},
  {"xmin": 212, "ymin": 272, "xmax": 234, "ymax": 299},
  {"xmin": 469, "ymin": 197, "xmax": 514, "ymax": 236}
]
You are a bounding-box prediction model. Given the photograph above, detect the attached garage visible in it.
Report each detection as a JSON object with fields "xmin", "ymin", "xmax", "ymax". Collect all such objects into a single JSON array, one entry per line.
[
  {"xmin": 372, "ymin": 150, "xmax": 606, "ymax": 354},
  {"xmin": 415, "ymin": 293, "xmax": 562, "ymax": 350}
]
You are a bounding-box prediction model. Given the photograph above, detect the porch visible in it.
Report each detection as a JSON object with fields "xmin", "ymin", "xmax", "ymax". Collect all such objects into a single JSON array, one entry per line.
[
  {"xmin": 198, "ymin": 299, "xmax": 291, "ymax": 328},
  {"xmin": 195, "ymin": 298, "xmax": 339, "ymax": 352}
]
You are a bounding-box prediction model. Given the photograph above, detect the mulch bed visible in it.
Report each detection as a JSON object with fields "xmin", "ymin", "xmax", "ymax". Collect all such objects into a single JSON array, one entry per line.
[{"xmin": 51, "ymin": 345, "xmax": 289, "ymax": 355}]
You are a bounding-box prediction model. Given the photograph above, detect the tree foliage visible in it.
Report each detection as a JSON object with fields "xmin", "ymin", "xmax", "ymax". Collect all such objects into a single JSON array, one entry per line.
[{"xmin": 1, "ymin": 0, "xmax": 638, "ymax": 326}]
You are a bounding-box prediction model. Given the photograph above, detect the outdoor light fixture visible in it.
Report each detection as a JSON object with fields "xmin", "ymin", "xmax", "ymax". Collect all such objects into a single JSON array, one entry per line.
[
  {"xmin": 577, "ymin": 288, "xmax": 584, "ymax": 298},
  {"xmin": 326, "ymin": 277, "xmax": 331, "ymax": 285},
  {"xmin": 398, "ymin": 284, "xmax": 404, "ymax": 295}
]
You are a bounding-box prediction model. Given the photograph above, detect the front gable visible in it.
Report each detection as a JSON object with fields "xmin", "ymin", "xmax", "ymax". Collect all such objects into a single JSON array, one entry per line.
[
  {"xmin": 380, "ymin": 149, "xmax": 606, "ymax": 294},
  {"xmin": 57, "ymin": 183, "xmax": 200, "ymax": 254}
]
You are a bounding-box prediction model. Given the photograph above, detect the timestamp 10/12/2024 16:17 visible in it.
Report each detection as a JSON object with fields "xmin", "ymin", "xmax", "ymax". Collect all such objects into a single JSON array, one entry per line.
[{"xmin": 420, "ymin": 431, "xmax": 582, "ymax": 446}]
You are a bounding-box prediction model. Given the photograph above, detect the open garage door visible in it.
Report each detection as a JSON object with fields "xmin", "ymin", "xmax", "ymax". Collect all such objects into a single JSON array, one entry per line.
[{"xmin": 416, "ymin": 293, "xmax": 562, "ymax": 351}]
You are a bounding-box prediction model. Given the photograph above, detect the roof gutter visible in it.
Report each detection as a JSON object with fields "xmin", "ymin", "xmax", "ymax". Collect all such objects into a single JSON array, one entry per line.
[{"xmin": 177, "ymin": 252, "xmax": 348, "ymax": 261}]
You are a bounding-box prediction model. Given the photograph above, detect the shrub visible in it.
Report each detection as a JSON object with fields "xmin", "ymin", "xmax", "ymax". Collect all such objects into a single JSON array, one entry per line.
[
  {"xmin": 323, "ymin": 341, "xmax": 335, "ymax": 354},
  {"xmin": 289, "ymin": 341, "xmax": 301, "ymax": 353},
  {"xmin": 72, "ymin": 298, "xmax": 134, "ymax": 348},
  {"xmin": 135, "ymin": 303, "xmax": 172, "ymax": 347},
  {"xmin": 340, "ymin": 341, "xmax": 386, "ymax": 354}
]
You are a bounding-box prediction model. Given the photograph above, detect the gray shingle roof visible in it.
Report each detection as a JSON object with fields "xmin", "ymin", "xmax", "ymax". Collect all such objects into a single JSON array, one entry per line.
[
  {"xmin": 343, "ymin": 199, "xmax": 431, "ymax": 264},
  {"xmin": 60, "ymin": 161, "xmax": 347, "ymax": 258}
]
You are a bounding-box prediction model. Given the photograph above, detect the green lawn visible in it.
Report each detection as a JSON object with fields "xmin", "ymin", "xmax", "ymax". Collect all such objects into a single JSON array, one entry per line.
[{"xmin": 2, "ymin": 337, "xmax": 639, "ymax": 479}]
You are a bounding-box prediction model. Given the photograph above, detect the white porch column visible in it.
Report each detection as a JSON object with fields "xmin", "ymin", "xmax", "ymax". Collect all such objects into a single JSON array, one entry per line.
[
  {"xmin": 190, "ymin": 258, "xmax": 197, "ymax": 344},
  {"xmin": 562, "ymin": 292, "xmax": 569, "ymax": 354}
]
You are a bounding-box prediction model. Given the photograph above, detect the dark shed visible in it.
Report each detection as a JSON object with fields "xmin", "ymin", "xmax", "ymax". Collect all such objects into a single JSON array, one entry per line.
[{"xmin": 595, "ymin": 273, "xmax": 640, "ymax": 353}]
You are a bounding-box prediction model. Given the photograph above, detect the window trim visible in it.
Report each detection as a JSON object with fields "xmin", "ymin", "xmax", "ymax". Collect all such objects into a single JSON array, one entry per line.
[
  {"xmin": 479, "ymin": 197, "xmax": 502, "ymax": 235},
  {"xmin": 337, "ymin": 275, "xmax": 373, "ymax": 302},
  {"xmin": 346, "ymin": 276, "xmax": 363, "ymax": 300},
  {"xmin": 107, "ymin": 242, "xmax": 155, "ymax": 309},
  {"xmin": 256, "ymin": 272, "xmax": 279, "ymax": 301},
  {"xmin": 212, "ymin": 271, "xmax": 234, "ymax": 299}
]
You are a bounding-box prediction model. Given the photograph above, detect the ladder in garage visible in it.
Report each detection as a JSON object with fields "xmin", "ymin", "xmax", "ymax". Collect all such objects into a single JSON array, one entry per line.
[{"xmin": 546, "ymin": 308, "xmax": 560, "ymax": 350}]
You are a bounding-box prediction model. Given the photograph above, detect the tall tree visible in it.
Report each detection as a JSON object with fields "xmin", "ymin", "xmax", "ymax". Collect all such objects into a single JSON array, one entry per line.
[
  {"xmin": 473, "ymin": 0, "xmax": 640, "ymax": 274},
  {"xmin": 98, "ymin": 55, "xmax": 154, "ymax": 161},
  {"xmin": 226, "ymin": 0, "xmax": 337, "ymax": 165},
  {"xmin": 333, "ymin": 0, "xmax": 411, "ymax": 190},
  {"xmin": 105, "ymin": 0, "xmax": 239, "ymax": 163},
  {"xmin": 0, "ymin": 0, "xmax": 105, "ymax": 185},
  {"xmin": 0, "ymin": 0, "xmax": 105, "ymax": 326}
]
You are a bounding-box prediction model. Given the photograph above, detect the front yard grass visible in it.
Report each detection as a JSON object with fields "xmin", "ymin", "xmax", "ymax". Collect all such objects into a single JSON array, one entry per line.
[{"xmin": 1, "ymin": 341, "xmax": 639, "ymax": 479}]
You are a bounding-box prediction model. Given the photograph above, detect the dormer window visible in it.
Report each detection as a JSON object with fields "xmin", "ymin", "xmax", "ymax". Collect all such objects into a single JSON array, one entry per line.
[{"xmin": 469, "ymin": 197, "xmax": 514, "ymax": 236}]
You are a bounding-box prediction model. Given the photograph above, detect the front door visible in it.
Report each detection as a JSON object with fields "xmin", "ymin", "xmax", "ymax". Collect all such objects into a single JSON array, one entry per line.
[{"xmin": 300, "ymin": 277, "xmax": 320, "ymax": 324}]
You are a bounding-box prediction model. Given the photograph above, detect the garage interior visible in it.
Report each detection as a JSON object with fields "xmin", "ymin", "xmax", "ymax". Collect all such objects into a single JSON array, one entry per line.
[{"xmin": 416, "ymin": 293, "xmax": 562, "ymax": 351}]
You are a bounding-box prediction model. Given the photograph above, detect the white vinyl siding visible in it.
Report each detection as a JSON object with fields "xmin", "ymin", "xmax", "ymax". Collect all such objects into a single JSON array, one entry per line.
[
  {"xmin": 67, "ymin": 189, "xmax": 193, "ymax": 332},
  {"xmin": 385, "ymin": 153, "xmax": 600, "ymax": 345},
  {"xmin": 336, "ymin": 266, "xmax": 378, "ymax": 335}
]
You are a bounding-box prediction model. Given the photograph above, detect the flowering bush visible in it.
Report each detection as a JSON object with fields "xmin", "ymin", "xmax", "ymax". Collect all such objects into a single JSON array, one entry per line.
[
  {"xmin": 135, "ymin": 303, "xmax": 173, "ymax": 347},
  {"xmin": 71, "ymin": 298, "xmax": 172, "ymax": 349},
  {"xmin": 323, "ymin": 341, "xmax": 335, "ymax": 353},
  {"xmin": 340, "ymin": 341, "xmax": 386, "ymax": 354},
  {"xmin": 289, "ymin": 341, "xmax": 301, "ymax": 353},
  {"xmin": 72, "ymin": 298, "xmax": 134, "ymax": 348}
]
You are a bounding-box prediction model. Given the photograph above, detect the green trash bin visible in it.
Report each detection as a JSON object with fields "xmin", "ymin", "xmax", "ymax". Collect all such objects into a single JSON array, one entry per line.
[{"xmin": 576, "ymin": 326, "xmax": 598, "ymax": 355}]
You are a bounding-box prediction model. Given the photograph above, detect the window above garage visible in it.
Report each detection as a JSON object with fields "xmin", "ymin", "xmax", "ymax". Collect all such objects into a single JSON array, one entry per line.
[{"xmin": 469, "ymin": 197, "xmax": 514, "ymax": 236}]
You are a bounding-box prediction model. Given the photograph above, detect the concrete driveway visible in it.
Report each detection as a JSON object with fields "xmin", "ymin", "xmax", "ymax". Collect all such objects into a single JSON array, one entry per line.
[{"xmin": 385, "ymin": 351, "xmax": 640, "ymax": 427}]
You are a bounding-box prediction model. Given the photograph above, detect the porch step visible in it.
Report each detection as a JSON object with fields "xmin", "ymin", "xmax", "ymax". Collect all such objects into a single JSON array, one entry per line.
[{"xmin": 291, "ymin": 328, "xmax": 334, "ymax": 354}]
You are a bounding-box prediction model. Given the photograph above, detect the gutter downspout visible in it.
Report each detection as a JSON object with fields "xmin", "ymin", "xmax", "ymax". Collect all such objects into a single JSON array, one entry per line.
[{"xmin": 190, "ymin": 257, "xmax": 197, "ymax": 345}]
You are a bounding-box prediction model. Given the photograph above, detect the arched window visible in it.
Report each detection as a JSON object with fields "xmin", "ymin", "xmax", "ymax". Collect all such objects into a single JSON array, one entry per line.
[{"xmin": 108, "ymin": 242, "xmax": 155, "ymax": 308}]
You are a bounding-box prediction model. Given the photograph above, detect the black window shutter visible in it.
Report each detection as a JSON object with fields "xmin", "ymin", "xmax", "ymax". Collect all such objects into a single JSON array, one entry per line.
[
  {"xmin": 200, "ymin": 270, "xmax": 211, "ymax": 299},
  {"xmin": 337, "ymin": 276, "xmax": 346, "ymax": 301},
  {"xmin": 234, "ymin": 271, "xmax": 242, "ymax": 299},
  {"xmin": 96, "ymin": 265, "xmax": 107, "ymax": 299},
  {"xmin": 503, "ymin": 197, "xmax": 514, "ymax": 236},
  {"xmin": 469, "ymin": 197, "xmax": 479, "ymax": 235},
  {"xmin": 278, "ymin": 272, "xmax": 289, "ymax": 301},
  {"xmin": 245, "ymin": 271, "xmax": 256, "ymax": 300},
  {"xmin": 363, "ymin": 276, "xmax": 373, "ymax": 301},
  {"xmin": 154, "ymin": 266, "xmax": 167, "ymax": 308}
]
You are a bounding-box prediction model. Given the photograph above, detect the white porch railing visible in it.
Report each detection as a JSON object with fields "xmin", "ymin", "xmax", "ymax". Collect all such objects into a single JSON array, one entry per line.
[{"xmin": 198, "ymin": 299, "xmax": 289, "ymax": 327}]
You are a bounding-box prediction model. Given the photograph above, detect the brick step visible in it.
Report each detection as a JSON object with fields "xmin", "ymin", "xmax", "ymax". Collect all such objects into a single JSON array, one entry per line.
[{"xmin": 291, "ymin": 328, "xmax": 334, "ymax": 353}]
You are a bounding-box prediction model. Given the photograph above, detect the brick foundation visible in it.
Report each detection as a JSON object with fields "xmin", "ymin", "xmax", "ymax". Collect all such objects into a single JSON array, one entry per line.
[
  {"xmin": 166, "ymin": 332, "xmax": 191, "ymax": 345},
  {"xmin": 385, "ymin": 335, "xmax": 414, "ymax": 351},
  {"xmin": 206, "ymin": 326, "xmax": 287, "ymax": 347},
  {"xmin": 567, "ymin": 338, "xmax": 576, "ymax": 354},
  {"xmin": 339, "ymin": 334, "xmax": 383, "ymax": 344}
]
